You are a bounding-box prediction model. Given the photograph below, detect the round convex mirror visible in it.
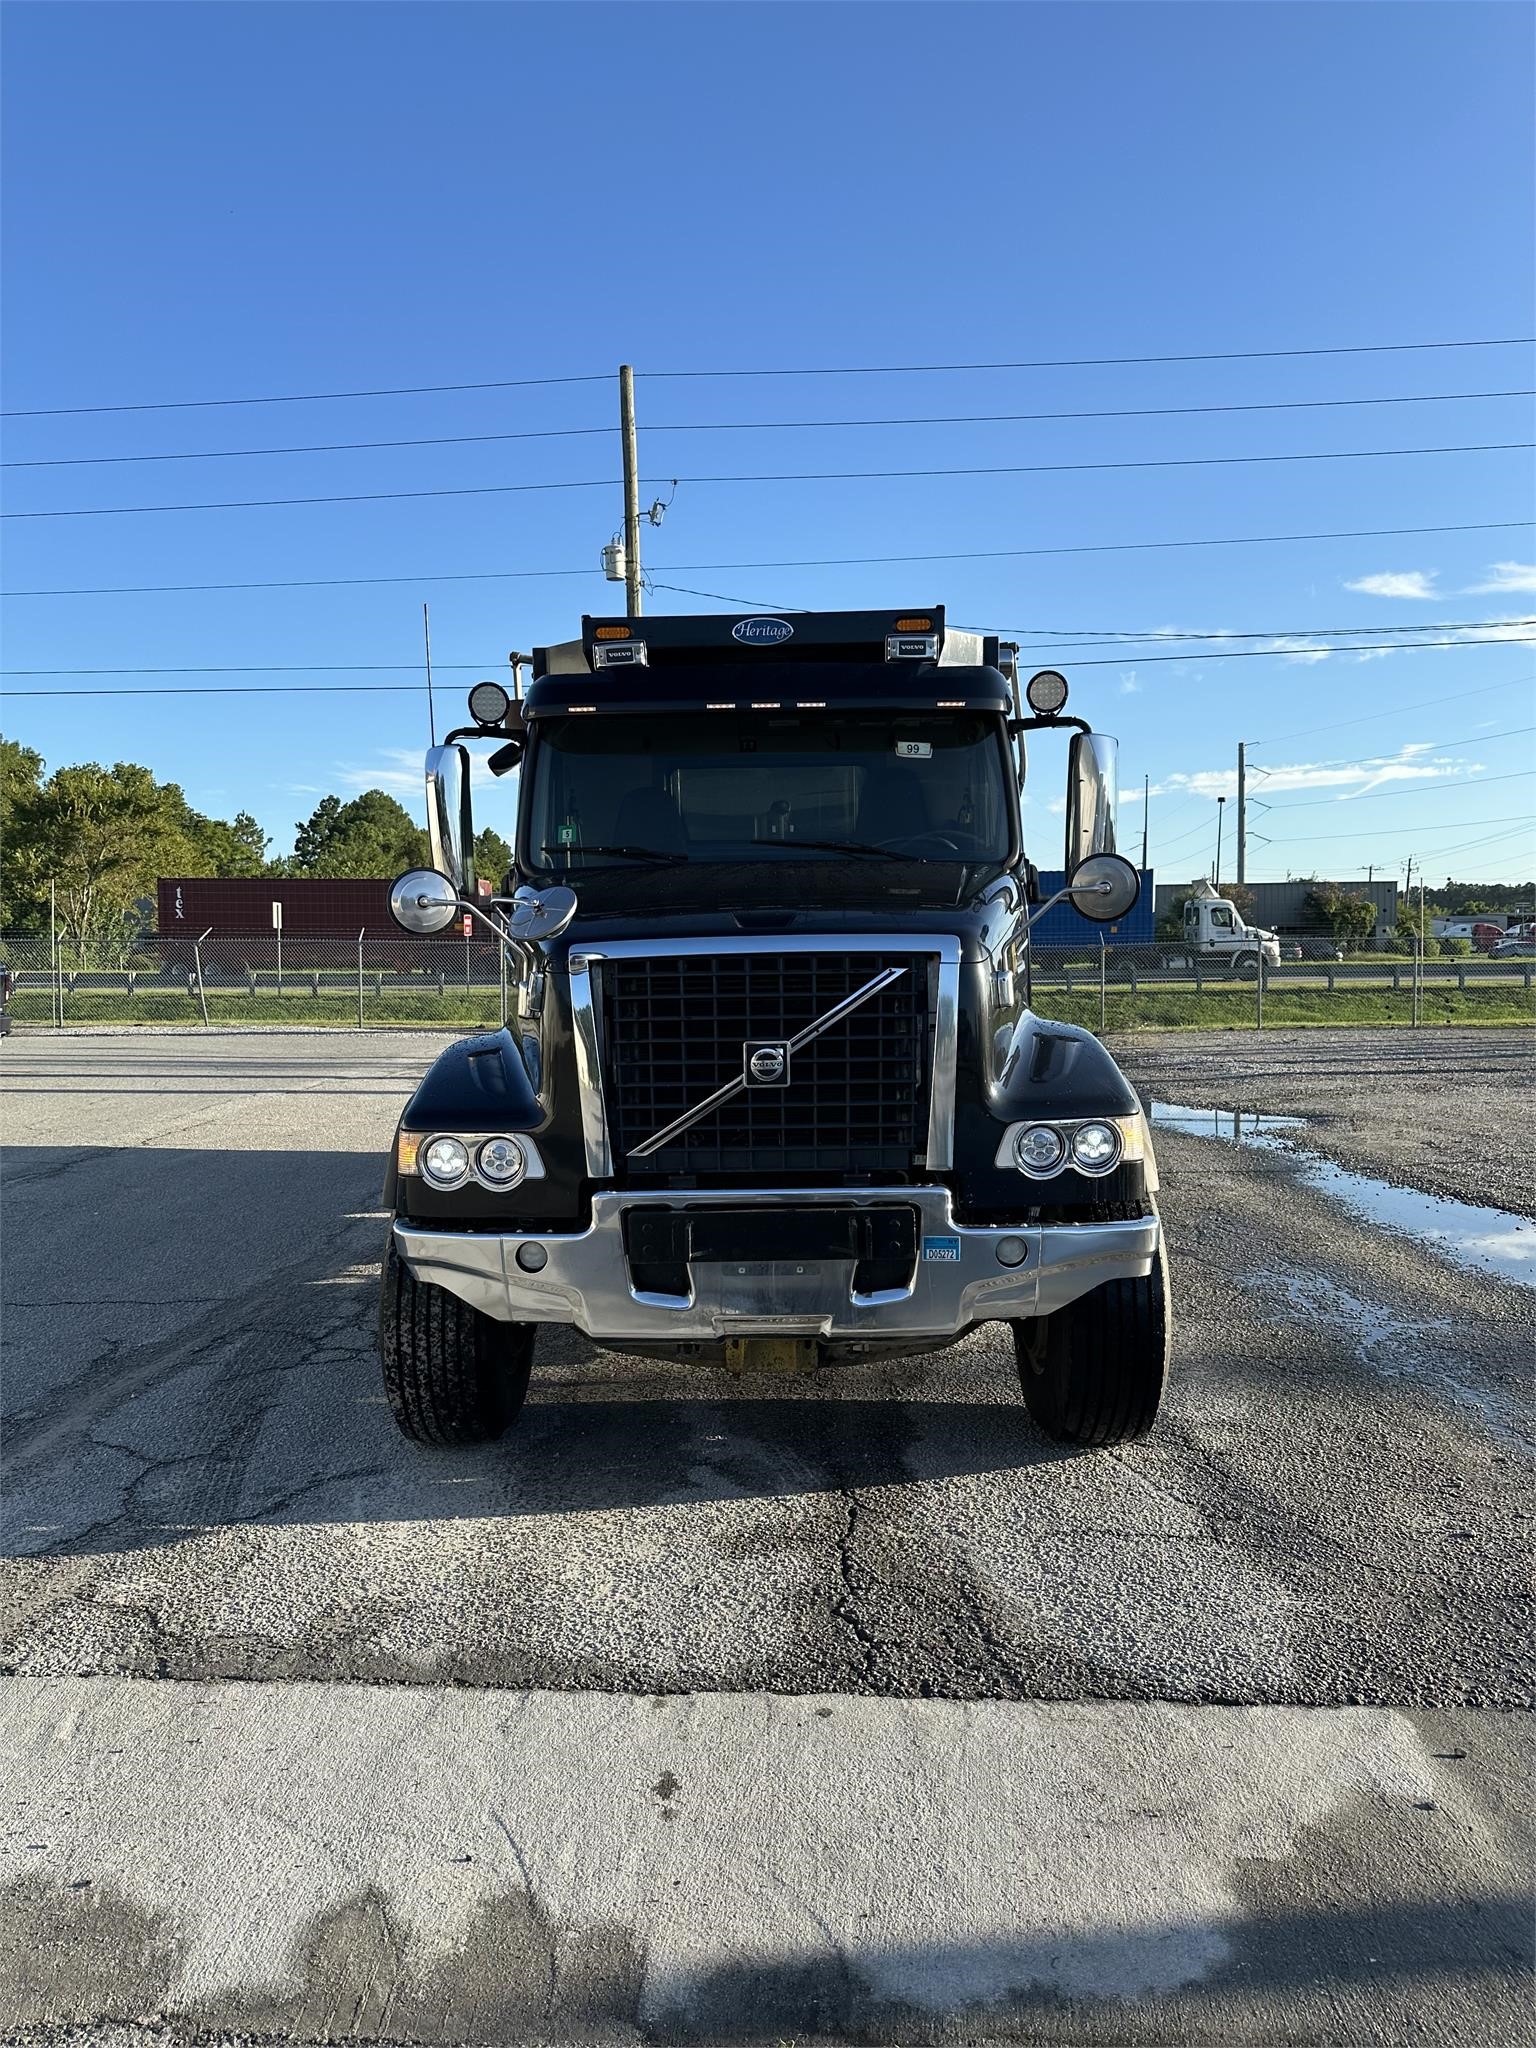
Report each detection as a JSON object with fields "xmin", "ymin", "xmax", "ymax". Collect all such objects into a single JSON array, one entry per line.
[
  {"xmin": 505, "ymin": 884, "xmax": 578, "ymax": 942},
  {"xmin": 389, "ymin": 869, "xmax": 462, "ymax": 935},
  {"xmin": 1067, "ymin": 852, "xmax": 1141, "ymax": 923}
]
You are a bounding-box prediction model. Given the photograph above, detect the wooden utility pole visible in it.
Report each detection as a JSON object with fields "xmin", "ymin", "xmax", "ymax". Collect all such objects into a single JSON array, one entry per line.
[
  {"xmin": 619, "ymin": 365, "xmax": 643, "ymax": 616},
  {"xmin": 1236, "ymin": 742, "xmax": 1247, "ymax": 885}
]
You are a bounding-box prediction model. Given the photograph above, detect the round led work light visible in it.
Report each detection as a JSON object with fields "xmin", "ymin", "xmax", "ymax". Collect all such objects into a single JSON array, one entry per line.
[
  {"xmin": 421, "ymin": 1136, "xmax": 472, "ymax": 1189},
  {"xmin": 476, "ymin": 1136, "xmax": 528, "ymax": 1189},
  {"xmin": 1025, "ymin": 669, "xmax": 1069, "ymax": 716},
  {"xmin": 468, "ymin": 680, "xmax": 512, "ymax": 727}
]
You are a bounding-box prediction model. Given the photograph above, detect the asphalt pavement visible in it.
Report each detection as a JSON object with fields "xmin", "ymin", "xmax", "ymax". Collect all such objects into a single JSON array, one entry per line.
[{"xmin": 1, "ymin": 1027, "xmax": 1531, "ymax": 2046}]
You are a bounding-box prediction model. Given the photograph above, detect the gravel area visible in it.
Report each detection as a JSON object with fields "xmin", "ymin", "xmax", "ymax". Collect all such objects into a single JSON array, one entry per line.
[{"xmin": 1114, "ymin": 1026, "xmax": 1536, "ymax": 1218}]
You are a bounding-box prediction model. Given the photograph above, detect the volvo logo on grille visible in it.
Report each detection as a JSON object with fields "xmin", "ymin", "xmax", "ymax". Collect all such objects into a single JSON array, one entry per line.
[{"xmin": 745, "ymin": 1041, "xmax": 790, "ymax": 1087}]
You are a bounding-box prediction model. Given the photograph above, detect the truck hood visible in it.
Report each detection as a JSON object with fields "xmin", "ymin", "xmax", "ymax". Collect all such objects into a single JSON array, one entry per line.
[{"xmin": 545, "ymin": 894, "xmax": 1017, "ymax": 967}]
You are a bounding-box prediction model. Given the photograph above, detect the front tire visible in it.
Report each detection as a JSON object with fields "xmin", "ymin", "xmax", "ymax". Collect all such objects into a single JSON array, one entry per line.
[
  {"xmin": 1013, "ymin": 1242, "xmax": 1170, "ymax": 1447},
  {"xmin": 378, "ymin": 1237, "xmax": 534, "ymax": 1445},
  {"xmin": 1234, "ymin": 949, "xmax": 1260, "ymax": 978}
]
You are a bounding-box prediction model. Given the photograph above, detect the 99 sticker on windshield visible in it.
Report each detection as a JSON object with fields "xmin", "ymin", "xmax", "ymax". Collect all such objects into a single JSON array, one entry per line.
[{"xmin": 895, "ymin": 740, "xmax": 932, "ymax": 759}]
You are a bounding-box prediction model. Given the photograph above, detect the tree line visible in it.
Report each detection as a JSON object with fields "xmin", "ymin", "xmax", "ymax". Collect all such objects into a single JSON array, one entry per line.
[{"xmin": 0, "ymin": 740, "xmax": 510, "ymax": 956}]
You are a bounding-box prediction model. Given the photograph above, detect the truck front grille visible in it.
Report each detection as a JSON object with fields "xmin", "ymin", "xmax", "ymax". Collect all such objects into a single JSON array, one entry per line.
[{"xmin": 600, "ymin": 951, "xmax": 934, "ymax": 1180}]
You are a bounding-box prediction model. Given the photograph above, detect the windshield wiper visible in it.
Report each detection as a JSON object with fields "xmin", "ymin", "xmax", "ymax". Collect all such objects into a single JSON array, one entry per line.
[
  {"xmin": 540, "ymin": 842, "xmax": 687, "ymax": 865},
  {"xmin": 762, "ymin": 838, "xmax": 909, "ymax": 860}
]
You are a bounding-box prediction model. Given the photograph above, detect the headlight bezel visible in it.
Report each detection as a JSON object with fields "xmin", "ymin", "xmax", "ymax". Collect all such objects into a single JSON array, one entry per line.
[
  {"xmin": 1069, "ymin": 1119, "xmax": 1122, "ymax": 1174},
  {"xmin": 1013, "ymin": 1123, "xmax": 1068, "ymax": 1175},
  {"xmin": 995, "ymin": 1113, "xmax": 1143, "ymax": 1180},
  {"xmin": 476, "ymin": 1135, "xmax": 528, "ymax": 1189},
  {"xmin": 419, "ymin": 1134, "xmax": 473, "ymax": 1190},
  {"xmin": 400, "ymin": 1129, "xmax": 546, "ymax": 1191}
]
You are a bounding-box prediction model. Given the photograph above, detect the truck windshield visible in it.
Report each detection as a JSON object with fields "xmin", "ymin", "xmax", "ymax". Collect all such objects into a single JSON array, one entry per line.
[{"xmin": 523, "ymin": 711, "xmax": 1014, "ymax": 872}]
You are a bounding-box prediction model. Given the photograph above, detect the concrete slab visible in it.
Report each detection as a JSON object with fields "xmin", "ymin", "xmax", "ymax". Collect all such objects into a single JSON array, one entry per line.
[{"xmin": 0, "ymin": 1679, "xmax": 1531, "ymax": 2046}]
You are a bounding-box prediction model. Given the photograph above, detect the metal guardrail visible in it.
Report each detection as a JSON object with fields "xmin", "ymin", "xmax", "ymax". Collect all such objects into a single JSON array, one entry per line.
[{"xmin": 1, "ymin": 928, "xmax": 1531, "ymax": 1031}]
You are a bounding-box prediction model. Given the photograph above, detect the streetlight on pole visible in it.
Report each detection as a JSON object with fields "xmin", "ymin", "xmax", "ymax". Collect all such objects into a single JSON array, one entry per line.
[{"xmin": 1214, "ymin": 796, "xmax": 1227, "ymax": 892}]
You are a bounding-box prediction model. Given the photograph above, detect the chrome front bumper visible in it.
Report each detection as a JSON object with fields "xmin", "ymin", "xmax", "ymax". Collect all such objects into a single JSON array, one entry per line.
[{"xmin": 394, "ymin": 1187, "xmax": 1159, "ymax": 1343}]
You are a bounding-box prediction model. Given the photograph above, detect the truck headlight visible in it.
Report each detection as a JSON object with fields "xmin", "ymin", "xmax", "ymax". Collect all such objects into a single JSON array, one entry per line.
[
  {"xmin": 421, "ymin": 1135, "xmax": 472, "ymax": 1188},
  {"xmin": 1070, "ymin": 1121, "xmax": 1122, "ymax": 1173},
  {"xmin": 1014, "ymin": 1124, "xmax": 1067, "ymax": 1174},
  {"xmin": 476, "ymin": 1136, "xmax": 527, "ymax": 1188}
]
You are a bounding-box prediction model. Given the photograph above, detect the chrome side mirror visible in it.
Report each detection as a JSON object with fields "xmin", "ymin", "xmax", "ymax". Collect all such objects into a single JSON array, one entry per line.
[
  {"xmin": 1065, "ymin": 731, "xmax": 1119, "ymax": 870},
  {"xmin": 1023, "ymin": 851, "xmax": 1141, "ymax": 931},
  {"xmin": 503, "ymin": 884, "xmax": 578, "ymax": 942},
  {"xmin": 389, "ymin": 869, "xmax": 462, "ymax": 936},
  {"xmin": 426, "ymin": 743, "xmax": 476, "ymax": 895},
  {"xmin": 1066, "ymin": 852, "xmax": 1141, "ymax": 922}
]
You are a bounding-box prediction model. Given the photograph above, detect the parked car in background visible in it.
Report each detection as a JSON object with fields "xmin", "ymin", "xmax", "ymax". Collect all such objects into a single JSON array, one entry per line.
[
  {"xmin": 1291, "ymin": 935, "xmax": 1343, "ymax": 961},
  {"xmin": 1489, "ymin": 937, "xmax": 1536, "ymax": 960}
]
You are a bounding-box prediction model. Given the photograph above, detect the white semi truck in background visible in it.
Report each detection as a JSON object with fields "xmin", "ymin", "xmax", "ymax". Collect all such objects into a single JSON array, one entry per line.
[{"xmin": 1160, "ymin": 880, "xmax": 1282, "ymax": 975}]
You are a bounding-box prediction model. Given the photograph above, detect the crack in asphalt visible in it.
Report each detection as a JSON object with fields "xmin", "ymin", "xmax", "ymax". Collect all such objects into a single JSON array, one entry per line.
[{"xmin": 830, "ymin": 1489, "xmax": 881, "ymax": 1682}]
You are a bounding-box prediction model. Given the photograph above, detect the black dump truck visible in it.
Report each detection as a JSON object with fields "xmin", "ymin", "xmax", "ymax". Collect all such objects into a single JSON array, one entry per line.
[{"xmin": 380, "ymin": 608, "xmax": 1168, "ymax": 1449}]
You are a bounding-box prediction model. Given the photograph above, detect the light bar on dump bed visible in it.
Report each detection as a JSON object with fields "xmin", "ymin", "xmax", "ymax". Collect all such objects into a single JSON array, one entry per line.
[{"xmin": 593, "ymin": 640, "xmax": 648, "ymax": 669}]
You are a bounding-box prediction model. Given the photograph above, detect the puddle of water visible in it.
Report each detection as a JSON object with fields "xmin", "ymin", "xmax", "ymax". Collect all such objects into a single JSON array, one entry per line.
[
  {"xmin": 1151, "ymin": 1100, "xmax": 1536, "ymax": 1289},
  {"xmin": 1274, "ymin": 1270, "xmax": 1529, "ymax": 1445}
]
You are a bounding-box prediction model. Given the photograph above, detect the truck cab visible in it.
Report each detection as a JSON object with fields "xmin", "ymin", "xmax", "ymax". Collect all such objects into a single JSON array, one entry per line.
[
  {"xmin": 377, "ymin": 608, "xmax": 1169, "ymax": 1451},
  {"xmin": 1180, "ymin": 884, "xmax": 1282, "ymax": 972}
]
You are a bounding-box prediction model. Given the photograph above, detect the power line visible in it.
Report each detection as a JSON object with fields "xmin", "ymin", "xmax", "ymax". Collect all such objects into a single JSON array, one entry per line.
[
  {"xmin": 1009, "ymin": 634, "xmax": 1535, "ymax": 668},
  {"xmin": 1262, "ymin": 767, "xmax": 1534, "ymax": 810},
  {"xmin": 1419, "ymin": 822, "xmax": 1536, "ymax": 861},
  {"xmin": 641, "ymin": 339, "xmax": 1536, "ymax": 381},
  {"xmin": 6, "ymin": 518, "xmax": 1529, "ymax": 599},
  {"xmin": 998, "ymin": 618, "xmax": 1536, "ymax": 646},
  {"xmin": 1263, "ymin": 810, "xmax": 1533, "ymax": 843},
  {"xmin": 7, "ymin": 441, "xmax": 1531, "ymax": 521},
  {"xmin": 1, "ymin": 682, "xmax": 433, "ymax": 697},
  {"xmin": 1253, "ymin": 676, "xmax": 1536, "ymax": 746},
  {"xmin": 0, "ymin": 371, "xmax": 612, "ymax": 420},
  {"xmin": 8, "ymin": 386, "xmax": 1532, "ymax": 470},
  {"xmin": 1262, "ymin": 723, "xmax": 1536, "ymax": 771},
  {"xmin": 7, "ymin": 335, "xmax": 1530, "ymax": 421},
  {"xmin": 2, "ymin": 661, "xmax": 496, "ymax": 677},
  {"xmin": 7, "ymin": 642, "xmax": 1534, "ymax": 696}
]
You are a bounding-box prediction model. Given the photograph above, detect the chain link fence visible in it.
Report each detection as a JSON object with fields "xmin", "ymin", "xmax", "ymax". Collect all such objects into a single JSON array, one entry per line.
[{"xmin": 2, "ymin": 926, "xmax": 1532, "ymax": 1031}]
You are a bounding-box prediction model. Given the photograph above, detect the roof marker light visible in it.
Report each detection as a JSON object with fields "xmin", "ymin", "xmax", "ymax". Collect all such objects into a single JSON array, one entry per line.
[
  {"xmin": 895, "ymin": 617, "xmax": 934, "ymax": 631},
  {"xmin": 936, "ymin": 699, "xmax": 966, "ymax": 708},
  {"xmin": 706, "ymin": 701, "xmax": 736, "ymax": 710},
  {"xmin": 796, "ymin": 700, "xmax": 827, "ymax": 709},
  {"xmin": 751, "ymin": 701, "xmax": 781, "ymax": 709},
  {"xmin": 593, "ymin": 624, "xmax": 631, "ymax": 641}
]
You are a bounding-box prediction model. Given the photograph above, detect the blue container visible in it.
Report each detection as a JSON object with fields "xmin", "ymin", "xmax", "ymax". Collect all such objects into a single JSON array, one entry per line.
[{"xmin": 1030, "ymin": 869, "xmax": 1156, "ymax": 947}]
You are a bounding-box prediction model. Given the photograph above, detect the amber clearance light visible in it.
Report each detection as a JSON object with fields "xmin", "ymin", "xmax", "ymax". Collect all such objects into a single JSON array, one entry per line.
[
  {"xmin": 593, "ymin": 624, "xmax": 632, "ymax": 641},
  {"xmin": 895, "ymin": 616, "xmax": 933, "ymax": 631}
]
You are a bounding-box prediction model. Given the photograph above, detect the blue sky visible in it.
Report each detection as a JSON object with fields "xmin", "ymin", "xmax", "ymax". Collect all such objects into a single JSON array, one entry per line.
[{"xmin": 3, "ymin": 0, "xmax": 1533, "ymax": 884}]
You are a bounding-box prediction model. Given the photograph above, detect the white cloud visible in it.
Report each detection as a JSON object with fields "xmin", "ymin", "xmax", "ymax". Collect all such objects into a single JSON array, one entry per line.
[
  {"xmin": 1344, "ymin": 570, "xmax": 1438, "ymax": 600},
  {"xmin": 1445, "ymin": 615, "xmax": 1536, "ymax": 646},
  {"xmin": 1152, "ymin": 743, "xmax": 1487, "ymax": 805},
  {"xmin": 1119, "ymin": 670, "xmax": 1140, "ymax": 694},
  {"xmin": 1463, "ymin": 561, "xmax": 1536, "ymax": 596},
  {"xmin": 1266, "ymin": 637, "xmax": 1331, "ymax": 666}
]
